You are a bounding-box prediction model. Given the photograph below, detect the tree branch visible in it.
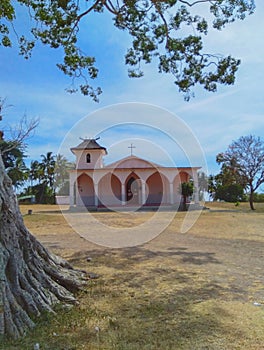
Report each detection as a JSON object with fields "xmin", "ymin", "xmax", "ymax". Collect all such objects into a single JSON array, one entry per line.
[
  {"xmin": 105, "ymin": 0, "xmax": 119, "ymax": 14},
  {"xmin": 151, "ymin": 0, "xmax": 170, "ymax": 47},
  {"xmin": 1, "ymin": 115, "xmax": 39, "ymax": 155},
  {"xmin": 179, "ymin": 0, "xmax": 216, "ymax": 6}
]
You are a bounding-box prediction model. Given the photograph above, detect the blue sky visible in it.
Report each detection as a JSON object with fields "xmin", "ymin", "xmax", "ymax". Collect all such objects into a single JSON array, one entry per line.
[{"xmin": 1, "ymin": 0, "xmax": 264, "ymax": 178}]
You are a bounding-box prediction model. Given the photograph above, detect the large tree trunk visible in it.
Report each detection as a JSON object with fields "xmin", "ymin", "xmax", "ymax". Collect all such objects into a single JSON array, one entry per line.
[
  {"xmin": 0, "ymin": 155, "xmax": 87, "ymax": 339},
  {"xmin": 249, "ymin": 187, "xmax": 255, "ymax": 210}
]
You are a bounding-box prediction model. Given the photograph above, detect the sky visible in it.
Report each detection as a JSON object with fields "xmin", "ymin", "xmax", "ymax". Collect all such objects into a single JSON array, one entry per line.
[{"xmin": 1, "ymin": 0, "xmax": 264, "ymax": 180}]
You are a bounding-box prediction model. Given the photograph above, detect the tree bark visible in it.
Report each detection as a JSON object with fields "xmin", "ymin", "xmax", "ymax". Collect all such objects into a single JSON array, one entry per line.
[
  {"xmin": 0, "ymin": 155, "xmax": 87, "ymax": 339},
  {"xmin": 249, "ymin": 189, "xmax": 255, "ymax": 210}
]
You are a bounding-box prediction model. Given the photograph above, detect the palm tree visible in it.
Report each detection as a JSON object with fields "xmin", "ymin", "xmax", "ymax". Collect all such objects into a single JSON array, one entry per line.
[
  {"xmin": 54, "ymin": 154, "xmax": 74, "ymax": 194},
  {"xmin": 40, "ymin": 152, "xmax": 56, "ymax": 203},
  {"xmin": 29, "ymin": 160, "xmax": 42, "ymax": 185},
  {"xmin": 40, "ymin": 152, "xmax": 56, "ymax": 188},
  {"xmin": 7, "ymin": 157, "xmax": 29, "ymax": 191}
]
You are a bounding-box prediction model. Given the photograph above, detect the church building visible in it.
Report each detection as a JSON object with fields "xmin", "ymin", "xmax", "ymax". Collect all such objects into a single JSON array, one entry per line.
[{"xmin": 69, "ymin": 138, "xmax": 200, "ymax": 209}]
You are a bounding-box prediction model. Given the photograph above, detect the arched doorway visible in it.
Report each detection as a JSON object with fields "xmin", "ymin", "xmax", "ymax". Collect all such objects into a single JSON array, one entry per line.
[
  {"xmin": 126, "ymin": 175, "xmax": 140, "ymax": 204},
  {"xmin": 77, "ymin": 174, "xmax": 95, "ymax": 206},
  {"xmin": 98, "ymin": 173, "xmax": 121, "ymax": 206},
  {"xmin": 146, "ymin": 171, "xmax": 163, "ymax": 205}
]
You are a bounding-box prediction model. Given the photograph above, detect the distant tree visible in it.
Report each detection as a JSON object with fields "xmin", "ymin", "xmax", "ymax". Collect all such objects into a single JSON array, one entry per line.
[
  {"xmin": 6, "ymin": 157, "xmax": 29, "ymax": 190},
  {"xmin": 21, "ymin": 182, "xmax": 55, "ymax": 204},
  {"xmin": 208, "ymin": 149, "xmax": 249, "ymax": 201},
  {"xmin": 40, "ymin": 152, "xmax": 56, "ymax": 188},
  {"xmin": 29, "ymin": 160, "xmax": 42, "ymax": 186},
  {"xmin": 54, "ymin": 154, "xmax": 75, "ymax": 195},
  {"xmin": 0, "ymin": 141, "xmax": 24, "ymax": 168},
  {"xmin": 217, "ymin": 135, "xmax": 264, "ymax": 210},
  {"xmin": 25, "ymin": 153, "xmax": 74, "ymax": 202},
  {"xmin": 37, "ymin": 152, "xmax": 56, "ymax": 202},
  {"xmin": 0, "ymin": 140, "xmax": 28, "ymax": 189},
  {"xmin": 208, "ymin": 171, "xmax": 247, "ymax": 202},
  {"xmin": 0, "ymin": 0, "xmax": 255, "ymax": 100},
  {"xmin": 215, "ymin": 159, "xmax": 248, "ymax": 189},
  {"xmin": 180, "ymin": 181, "xmax": 194, "ymax": 211},
  {"xmin": 215, "ymin": 183, "xmax": 245, "ymax": 203},
  {"xmin": 252, "ymin": 192, "xmax": 264, "ymax": 203}
]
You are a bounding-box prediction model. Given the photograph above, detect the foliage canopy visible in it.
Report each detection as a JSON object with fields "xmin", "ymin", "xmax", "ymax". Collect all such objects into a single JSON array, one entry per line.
[
  {"xmin": 0, "ymin": 140, "xmax": 28, "ymax": 188},
  {"xmin": 215, "ymin": 183, "xmax": 245, "ymax": 202},
  {"xmin": 216, "ymin": 135, "xmax": 264, "ymax": 210},
  {"xmin": 0, "ymin": 0, "xmax": 255, "ymax": 100}
]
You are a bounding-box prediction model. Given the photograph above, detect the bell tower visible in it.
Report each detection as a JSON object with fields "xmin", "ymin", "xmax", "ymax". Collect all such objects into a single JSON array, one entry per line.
[{"xmin": 71, "ymin": 138, "xmax": 107, "ymax": 169}]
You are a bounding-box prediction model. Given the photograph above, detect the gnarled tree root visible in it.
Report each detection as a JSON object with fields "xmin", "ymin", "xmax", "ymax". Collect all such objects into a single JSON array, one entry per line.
[{"xmin": 0, "ymin": 156, "xmax": 87, "ymax": 339}]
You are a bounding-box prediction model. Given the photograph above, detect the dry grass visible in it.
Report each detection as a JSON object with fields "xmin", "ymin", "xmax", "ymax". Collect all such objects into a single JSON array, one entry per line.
[{"xmin": 2, "ymin": 202, "xmax": 264, "ymax": 349}]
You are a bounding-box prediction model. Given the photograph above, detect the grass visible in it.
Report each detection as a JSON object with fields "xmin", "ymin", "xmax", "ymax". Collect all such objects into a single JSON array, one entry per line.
[{"xmin": 1, "ymin": 202, "xmax": 264, "ymax": 349}]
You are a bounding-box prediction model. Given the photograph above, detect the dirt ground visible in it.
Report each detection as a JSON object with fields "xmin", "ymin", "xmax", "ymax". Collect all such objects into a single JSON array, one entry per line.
[
  {"xmin": 12, "ymin": 202, "xmax": 264, "ymax": 349},
  {"xmin": 21, "ymin": 202, "xmax": 264, "ymax": 303}
]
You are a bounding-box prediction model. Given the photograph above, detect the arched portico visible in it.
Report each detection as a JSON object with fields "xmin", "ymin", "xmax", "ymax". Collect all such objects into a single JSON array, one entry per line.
[
  {"xmin": 98, "ymin": 173, "xmax": 122, "ymax": 207},
  {"xmin": 77, "ymin": 173, "xmax": 95, "ymax": 206},
  {"xmin": 173, "ymin": 173, "xmax": 183, "ymax": 204},
  {"xmin": 146, "ymin": 171, "xmax": 164, "ymax": 205},
  {"xmin": 125, "ymin": 173, "xmax": 141, "ymax": 204},
  {"xmin": 69, "ymin": 144, "xmax": 201, "ymax": 209},
  {"xmin": 179, "ymin": 171, "xmax": 190, "ymax": 183}
]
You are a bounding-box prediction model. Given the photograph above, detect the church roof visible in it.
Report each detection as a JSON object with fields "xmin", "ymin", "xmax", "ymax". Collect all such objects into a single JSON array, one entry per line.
[
  {"xmin": 71, "ymin": 138, "xmax": 107, "ymax": 153},
  {"xmin": 105, "ymin": 155, "xmax": 163, "ymax": 169}
]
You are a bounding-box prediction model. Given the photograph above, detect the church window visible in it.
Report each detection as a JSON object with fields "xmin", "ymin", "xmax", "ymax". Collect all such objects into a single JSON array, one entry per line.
[{"xmin": 86, "ymin": 153, "xmax": 91, "ymax": 163}]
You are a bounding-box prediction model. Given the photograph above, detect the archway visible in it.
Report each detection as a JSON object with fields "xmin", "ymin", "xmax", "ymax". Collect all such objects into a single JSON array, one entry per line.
[
  {"xmin": 126, "ymin": 174, "xmax": 140, "ymax": 204},
  {"xmin": 77, "ymin": 173, "xmax": 95, "ymax": 206},
  {"xmin": 146, "ymin": 171, "xmax": 164, "ymax": 205},
  {"xmin": 179, "ymin": 171, "xmax": 189, "ymax": 183},
  {"xmin": 98, "ymin": 173, "xmax": 121, "ymax": 206}
]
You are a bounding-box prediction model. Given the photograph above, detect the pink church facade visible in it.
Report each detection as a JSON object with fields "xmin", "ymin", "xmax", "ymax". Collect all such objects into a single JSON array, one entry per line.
[{"xmin": 69, "ymin": 139, "xmax": 200, "ymax": 209}]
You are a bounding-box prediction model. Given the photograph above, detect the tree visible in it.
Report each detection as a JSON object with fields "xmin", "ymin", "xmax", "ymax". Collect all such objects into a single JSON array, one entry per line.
[
  {"xmin": 208, "ymin": 152, "xmax": 248, "ymax": 201},
  {"xmin": 40, "ymin": 152, "xmax": 56, "ymax": 188},
  {"xmin": 0, "ymin": 140, "xmax": 28, "ymax": 189},
  {"xmin": 215, "ymin": 183, "xmax": 245, "ymax": 203},
  {"xmin": 0, "ymin": 0, "xmax": 255, "ymax": 101},
  {"xmin": 217, "ymin": 135, "xmax": 264, "ymax": 210},
  {"xmin": 54, "ymin": 154, "xmax": 75, "ymax": 195},
  {"xmin": 23, "ymin": 153, "xmax": 74, "ymax": 203},
  {"xmin": 29, "ymin": 160, "xmax": 42, "ymax": 186},
  {"xmin": 39, "ymin": 152, "xmax": 56, "ymax": 202},
  {"xmin": 22, "ymin": 182, "xmax": 56, "ymax": 204},
  {"xmin": 5, "ymin": 157, "xmax": 29, "ymax": 190},
  {"xmin": 180, "ymin": 181, "xmax": 194, "ymax": 211},
  {"xmin": 0, "ymin": 101, "xmax": 38, "ymax": 190},
  {"xmin": 0, "ymin": 102, "xmax": 87, "ymax": 338}
]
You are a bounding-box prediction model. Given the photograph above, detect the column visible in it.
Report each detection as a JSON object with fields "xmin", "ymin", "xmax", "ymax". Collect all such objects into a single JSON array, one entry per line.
[
  {"xmin": 169, "ymin": 182, "xmax": 174, "ymax": 205},
  {"xmin": 69, "ymin": 172, "xmax": 76, "ymax": 206},
  {"xmin": 141, "ymin": 180, "xmax": 146, "ymax": 205},
  {"xmin": 94, "ymin": 183, "xmax": 99, "ymax": 207},
  {"xmin": 121, "ymin": 183, "xmax": 126, "ymax": 205},
  {"xmin": 193, "ymin": 171, "xmax": 199, "ymax": 204}
]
